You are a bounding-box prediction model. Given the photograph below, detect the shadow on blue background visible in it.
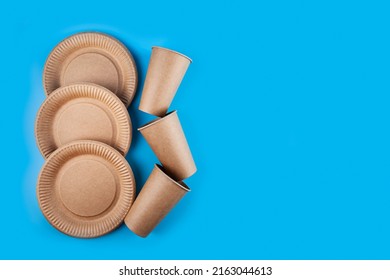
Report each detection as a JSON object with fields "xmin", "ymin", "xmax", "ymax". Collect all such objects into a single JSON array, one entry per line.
[{"xmin": 1, "ymin": 0, "xmax": 390, "ymax": 259}]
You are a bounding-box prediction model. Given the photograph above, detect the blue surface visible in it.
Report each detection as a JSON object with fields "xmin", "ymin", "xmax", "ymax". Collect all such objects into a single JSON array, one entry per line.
[{"xmin": 1, "ymin": 0, "xmax": 390, "ymax": 259}]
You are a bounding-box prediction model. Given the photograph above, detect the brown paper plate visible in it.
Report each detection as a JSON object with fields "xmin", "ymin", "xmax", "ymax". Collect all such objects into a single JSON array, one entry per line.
[
  {"xmin": 37, "ymin": 140, "xmax": 136, "ymax": 238},
  {"xmin": 35, "ymin": 83, "xmax": 132, "ymax": 159},
  {"xmin": 43, "ymin": 32, "xmax": 137, "ymax": 107}
]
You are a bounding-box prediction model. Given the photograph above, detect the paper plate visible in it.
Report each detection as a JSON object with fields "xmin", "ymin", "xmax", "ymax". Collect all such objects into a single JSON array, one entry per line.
[
  {"xmin": 35, "ymin": 83, "xmax": 132, "ymax": 159},
  {"xmin": 43, "ymin": 32, "xmax": 137, "ymax": 107},
  {"xmin": 37, "ymin": 140, "xmax": 136, "ymax": 238}
]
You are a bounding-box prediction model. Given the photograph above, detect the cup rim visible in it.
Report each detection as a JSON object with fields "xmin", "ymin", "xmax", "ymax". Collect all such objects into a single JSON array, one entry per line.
[
  {"xmin": 155, "ymin": 164, "xmax": 190, "ymax": 192},
  {"xmin": 138, "ymin": 110, "xmax": 177, "ymax": 131},
  {"xmin": 152, "ymin": 46, "xmax": 192, "ymax": 63}
]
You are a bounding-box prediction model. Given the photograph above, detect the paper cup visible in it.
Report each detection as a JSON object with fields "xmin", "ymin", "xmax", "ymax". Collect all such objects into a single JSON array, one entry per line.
[
  {"xmin": 124, "ymin": 164, "xmax": 190, "ymax": 237},
  {"xmin": 138, "ymin": 110, "xmax": 196, "ymax": 181},
  {"xmin": 139, "ymin": 47, "xmax": 192, "ymax": 117}
]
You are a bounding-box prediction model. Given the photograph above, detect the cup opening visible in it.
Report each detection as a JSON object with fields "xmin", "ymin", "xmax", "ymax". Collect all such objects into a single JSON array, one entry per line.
[
  {"xmin": 152, "ymin": 46, "xmax": 192, "ymax": 63},
  {"xmin": 155, "ymin": 164, "xmax": 190, "ymax": 192},
  {"xmin": 137, "ymin": 110, "xmax": 177, "ymax": 131}
]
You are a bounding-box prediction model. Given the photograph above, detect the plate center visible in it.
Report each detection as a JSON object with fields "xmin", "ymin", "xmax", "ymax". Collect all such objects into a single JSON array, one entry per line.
[
  {"xmin": 62, "ymin": 52, "xmax": 119, "ymax": 94},
  {"xmin": 54, "ymin": 101, "xmax": 115, "ymax": 147},
  {"xmin": 59, "ymin": 159, "xmax": 117, "ymax": 217}
]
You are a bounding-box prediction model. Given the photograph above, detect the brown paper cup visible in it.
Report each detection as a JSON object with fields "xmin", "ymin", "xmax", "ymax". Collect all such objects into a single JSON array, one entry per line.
[
  {"xmin": 139, "ymin": 47, "xmax": 192, "ymax": 117},
  {"xmin": 138, "ymin": 110, "xmax": 196, "ymax": 181},
  {"xmin": 124, "ymin": 164, "xmax": 190, "ymax": 237}
]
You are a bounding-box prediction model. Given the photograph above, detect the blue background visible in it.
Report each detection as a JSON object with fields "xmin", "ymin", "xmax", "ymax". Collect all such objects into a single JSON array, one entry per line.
[{"xmin": 1, "ymin": 0, "xmax": 390, "ymax": 259}]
